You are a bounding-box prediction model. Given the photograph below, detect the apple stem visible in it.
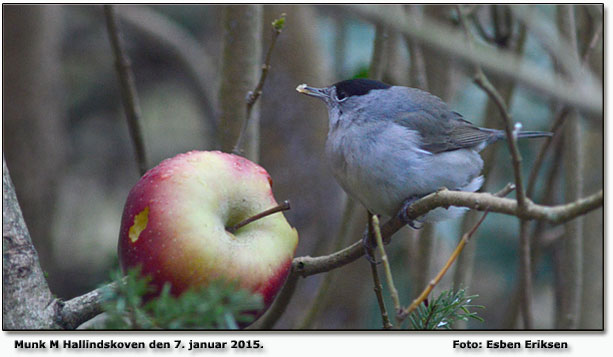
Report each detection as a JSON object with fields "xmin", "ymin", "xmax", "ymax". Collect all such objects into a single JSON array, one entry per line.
[{"xmin": 227, "ymin": 200, "xmax": 291, "ymax": 234}]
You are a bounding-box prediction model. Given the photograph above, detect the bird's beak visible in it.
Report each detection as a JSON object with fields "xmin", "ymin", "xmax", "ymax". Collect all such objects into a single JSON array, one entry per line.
[{"xmin": 296, "ymin": 83, "xmax": 328, "ymax": 99}]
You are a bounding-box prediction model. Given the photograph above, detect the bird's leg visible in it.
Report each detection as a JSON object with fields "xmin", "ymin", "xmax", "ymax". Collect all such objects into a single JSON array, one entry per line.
[
  {"xmin": 362, "ymin": 211, "xmax": 380, "ymax": 264},
  {"xmin": 398, "ymin": 195, "xmax": 425, "ymax": 229}
]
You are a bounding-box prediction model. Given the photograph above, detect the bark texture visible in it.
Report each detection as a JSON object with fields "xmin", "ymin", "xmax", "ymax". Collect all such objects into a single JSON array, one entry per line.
[{"xmin": 3, "ymin": 157, "xmax": 58, "ymax": 329}]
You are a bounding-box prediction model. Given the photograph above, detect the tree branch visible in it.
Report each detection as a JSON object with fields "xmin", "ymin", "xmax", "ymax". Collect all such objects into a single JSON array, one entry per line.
[
  {"xmin": 347, "ymin": 5, "xmax": 602, "ymax": 116},
  {"xmin": 367, "ymin": 246, "xmax": 393, "ymax": 329},
  {"xmin": 296, "ymin": 196, "xmax": 356, "ymax": 329},
  {"xmin": 372, "ymin": 215, "xmax": 401, "ymax": 322},
  {"xmin": 293, "ymin": 187, "xmax": 602, "ymax": 278},
  {"xmin": 457, "ymin": 4, "xmax": 534, "ymax": 327},
  {"xmin": 366, "ymin": 213, "xmax": 393, "ymax": 329},
  {"xmin": 103, "ymin": 5, "xmax": 149, "ymax": 176},
  {"xmin": 56, "ymin": 279, "xmax": 122, "ymax": 329},
  {"xmin": 34, "ymin": 184, "xmax": 600, "ymax": 329},
  {"xmin": 233, "ymin": 13, "xmax": 285, "ymax": 155},
  {"xmin": 218, "ymin": 5, "xmax": 262, "ymax": 161},
  {"xmin": 369, "ymin": 22, "xmax": 388, "ymax": 80},
  {"xmin": 453, "ymin": 8, "xmax": 528, "ymax": 328},
  {"xmin": 527, "ymin": 13, "xmax": 601, "ymax": 199},
  {"xmin": 557, "ymin": 4, "xmax": 584, "ymax": 330},
  {"xmin": 247, "ymin": 274, "xmax": 298, "ymax": 330},
  {"xmin": 3, "ymin": 156, "xmax": 58, "ymax": 329},
  {"xmin": 400, "ymin": 209, "xmax": 490, "ymax": 320},
  {"xmin": 115, "ymin": 5, "xmax": 218, "ymax": 127}
]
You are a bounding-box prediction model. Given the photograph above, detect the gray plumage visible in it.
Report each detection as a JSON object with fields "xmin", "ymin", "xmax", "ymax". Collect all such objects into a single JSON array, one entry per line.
[{"xmin": 297, "ymin": 79, "xmax": 552, "ymax": 221}]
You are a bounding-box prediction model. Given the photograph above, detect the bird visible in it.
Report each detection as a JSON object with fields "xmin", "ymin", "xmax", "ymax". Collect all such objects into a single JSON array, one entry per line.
[{"xmin": 296, "ymin": 78, "xmax": 552, "ymax": 227}]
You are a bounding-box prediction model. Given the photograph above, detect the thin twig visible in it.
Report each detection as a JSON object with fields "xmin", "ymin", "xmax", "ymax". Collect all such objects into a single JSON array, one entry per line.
[
  {"xmin": 103, "ymin": 5, "xmax": 149, "ymax": 176},
  {"xmin": 347, "ymin": 5, "xmax": 602, "ymax": 116},
  {"xmin": 517, "ymin": 219, "xmax": 533, "ymax": 328},
  {"xmin": 399, "ymin": 209, "xmax": 490, "ymax": 320},
  {"xmin": 226, "ymin": 200, "xmax": 290, "ymax": 234},
  {"xmin": 368, "ymin": 249, "xmax": 393, "ymax": 330},
  {"xmin": 372, "ymin": 215, "xmax": 401, "ymax": 320},
  {"xmin": 233, "ymin": 13, "xmax": 285, "ymax": 155},
  {"xmin": 367, "ymin": 212, "xmax": 393, "ymax": 329},
  {"xmin": 527, "ymin": 19, "xmax": 601, "ymax": 199},
  {"xmin": 475, "ymin": 74, "xmax": 528, "ymax": 208},
  {"xmin": 453, "ymin": 17, "xmax": 527, "ymax": 330},
  {"xmin": 526, "ymin": 106, "xmax": 569, "ymax": 198},
  {"xmin": 511, "ymin": 5, "xmax": 594, "ymax": 86},
  {"xmin": 503, "ymin": 136, "xmax": 565, "ymax": 328},
  {"xmin": 457, "ymin": 5, "xmax": 527, "ymax": 208},
  {"xmin": 581, "ymin": 20, "xmax": 603, "ymax": 65},
  {"xmin": 366, "ymin": 14, "xmax": 396, "ymax": 330},
  {"xmin": 116, "ymin": 6, "xmax": 218, "ymax": 126},
  {"xmin": 457, "ymin": 4, "xmax": 534, "ymax": 328},
  {"xmin": 398, "ymin": 184, "xmax": 514, "ymax": 320}
]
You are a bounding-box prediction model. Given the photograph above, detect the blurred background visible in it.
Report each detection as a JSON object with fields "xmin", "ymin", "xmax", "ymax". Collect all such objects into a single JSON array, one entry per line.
[{"xmin": 2, "ymin": 4, "xmax": 603, "ymax": 329}]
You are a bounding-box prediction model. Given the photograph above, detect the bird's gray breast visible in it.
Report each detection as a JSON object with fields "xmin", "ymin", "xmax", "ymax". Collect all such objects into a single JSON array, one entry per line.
[{"xmin": 325, "ymin": 121, "xmax": 432, "ymax": 216}]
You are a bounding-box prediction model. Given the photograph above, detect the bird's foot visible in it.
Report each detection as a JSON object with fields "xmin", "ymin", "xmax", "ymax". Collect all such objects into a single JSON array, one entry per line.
[
  {"xmin": 361, "ymin": 228, "xmax": 380, "ymax": 265},
  {"xmin": 398, "ymin": 196, "xmax": 425, "ymax": 229}
]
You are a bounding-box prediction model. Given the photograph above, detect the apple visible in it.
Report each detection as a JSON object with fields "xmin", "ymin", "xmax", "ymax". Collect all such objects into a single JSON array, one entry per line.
[{"xmin": 118, "ymin": 150, "xmax": 299, "ymax": 317}]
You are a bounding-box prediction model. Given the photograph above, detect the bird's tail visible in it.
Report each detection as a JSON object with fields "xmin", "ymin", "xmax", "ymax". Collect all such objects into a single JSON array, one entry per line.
[
  {"xmin": 516, "ymin": 131, "xmax": 554, "ymax": 139},
  {"xmin": 483, "ymin": 128, "xmax": 552, "ymax": 143}
]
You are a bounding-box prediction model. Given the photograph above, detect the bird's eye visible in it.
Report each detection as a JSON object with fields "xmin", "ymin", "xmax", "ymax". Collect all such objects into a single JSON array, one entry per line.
[{"xmin": 336, "ymin": 91, "xmax": 347, "ymax": 102}]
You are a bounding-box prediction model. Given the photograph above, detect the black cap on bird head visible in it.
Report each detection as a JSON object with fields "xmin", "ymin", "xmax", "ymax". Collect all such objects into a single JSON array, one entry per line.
[
  {"xmin": 296, "ymin": 78, "xmax": 391, "ymax": 101},
  {"xmin": 332, "ymin": 79, "xmax": 391, "ymax": 100}
]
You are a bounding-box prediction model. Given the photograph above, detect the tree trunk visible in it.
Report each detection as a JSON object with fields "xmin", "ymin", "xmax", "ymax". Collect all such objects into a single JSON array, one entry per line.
[
  {"xmin": 3, "ymin": 157, "xmax": 58, "ymax": 329},
  {"xmin": 217, "ymin": 5, "xmax": 263, "ymax": 162},
  {"xmin": 2, "ymin": 5, "xmax": 68, "ymax": 294}
]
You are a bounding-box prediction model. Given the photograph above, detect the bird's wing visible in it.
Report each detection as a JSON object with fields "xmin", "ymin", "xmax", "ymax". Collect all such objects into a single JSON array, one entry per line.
[{"xmin": 393, "ymin": 109, "xmax": 496, "ymax": 154}]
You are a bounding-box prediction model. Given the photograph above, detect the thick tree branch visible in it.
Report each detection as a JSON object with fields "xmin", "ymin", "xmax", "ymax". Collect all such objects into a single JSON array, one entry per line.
[
  {"xmin": 557, "ymin": 4, "xmax": 584, "ymax": 330},
  {"xmin": 218, "ymin": 5, "xmax": 262, "ymax": 161},
  {"xmin": 3, "ymin": 156, "xmax": 58, "ymax": 329},
  {"xmin": 293, "ymin": 188, "xmax": 602, "ymax": 278},
  {"xmin": 56, "ymin": 279, "xmax": 122, "ymax": 329},
  {"xmin": 29, "ymin": 184, "xmax": 600, "ymax": 329}
]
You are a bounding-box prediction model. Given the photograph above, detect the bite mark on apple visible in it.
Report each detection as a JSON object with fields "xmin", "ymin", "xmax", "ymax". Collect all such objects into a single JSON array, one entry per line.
[{"xmin": 129, "ymin": 206, "xmax": 150, "ymax": 243}]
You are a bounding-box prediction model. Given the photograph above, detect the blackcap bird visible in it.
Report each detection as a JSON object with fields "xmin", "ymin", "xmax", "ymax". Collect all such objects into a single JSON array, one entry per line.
[{"xmin": 297, "ymin": 78, "xmax": 551, "ymax": 226}]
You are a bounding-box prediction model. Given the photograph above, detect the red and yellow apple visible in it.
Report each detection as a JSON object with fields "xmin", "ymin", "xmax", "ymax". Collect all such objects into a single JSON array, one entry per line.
[{"xmin": 118, "ymin": 150, "xmax": 298, "ymax": 316}]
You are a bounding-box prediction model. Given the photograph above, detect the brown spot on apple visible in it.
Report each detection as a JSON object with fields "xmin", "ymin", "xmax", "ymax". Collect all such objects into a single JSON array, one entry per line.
[{"xmin": 129, "ymin": 206, "xmax": 149, "ymax": 243}]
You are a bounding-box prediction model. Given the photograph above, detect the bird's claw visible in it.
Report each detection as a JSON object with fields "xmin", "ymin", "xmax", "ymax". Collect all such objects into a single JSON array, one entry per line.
[
  {"xmin": 399, "ymin": 196, "xmax": 425, "ymax": 229},
  {"xmin": 361, "ymin": 230, "xmax": 380, "ymax": 264}
]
